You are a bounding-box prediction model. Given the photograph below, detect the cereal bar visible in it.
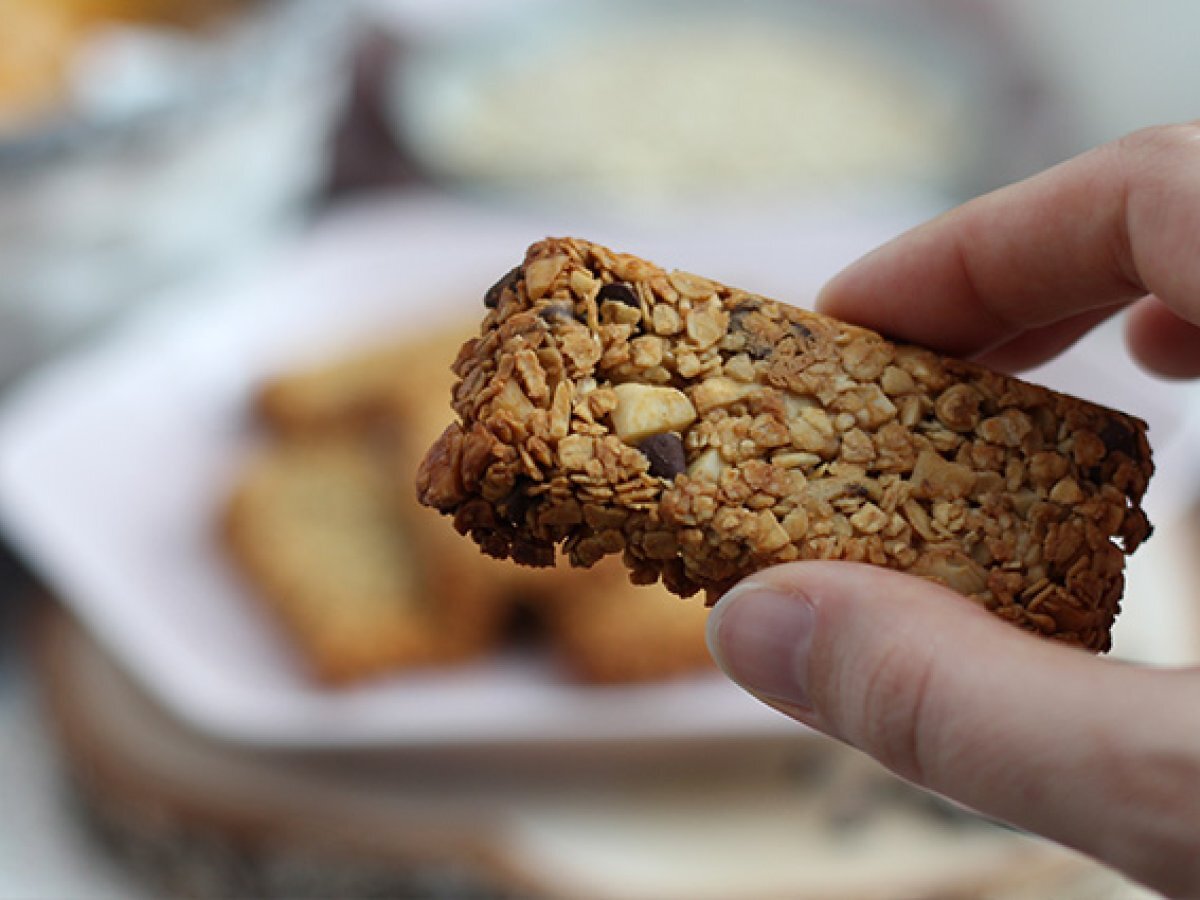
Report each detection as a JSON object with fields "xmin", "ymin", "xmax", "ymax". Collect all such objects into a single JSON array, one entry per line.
[
  {"xmin": 534, "ymin": 558, "xmax": 713, "ymax": 684},
  {"xmin": 224, "ymin": 437, "xmax": 510, "ymax": 683},
  {"xmin": 417, "ymin": 239, "xmax": 1154, "ymax": 651}
]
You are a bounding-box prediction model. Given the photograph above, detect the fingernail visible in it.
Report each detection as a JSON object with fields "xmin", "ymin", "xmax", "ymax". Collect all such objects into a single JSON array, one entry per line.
[{"xmin": 707, "ymin": 581, "xmax": 816, "ymax": 711}]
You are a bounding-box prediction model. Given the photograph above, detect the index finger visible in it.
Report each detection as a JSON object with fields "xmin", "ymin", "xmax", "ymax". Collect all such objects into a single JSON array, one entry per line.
[{"xmin": 817, "ymin": 123, "xmax": 1200, "ymax": 358}]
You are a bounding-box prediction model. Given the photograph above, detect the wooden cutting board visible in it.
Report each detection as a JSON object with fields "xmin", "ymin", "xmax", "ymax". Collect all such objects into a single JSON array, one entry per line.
[{"xmin": 32, "ymin": 602, "xmax": 1148, "ymax": 900}]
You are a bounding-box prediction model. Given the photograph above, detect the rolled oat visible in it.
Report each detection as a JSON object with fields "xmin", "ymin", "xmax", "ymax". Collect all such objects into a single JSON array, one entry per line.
[{"xmin": 418, "ymin": 239, "xmax": 1155, "ymax": 652}]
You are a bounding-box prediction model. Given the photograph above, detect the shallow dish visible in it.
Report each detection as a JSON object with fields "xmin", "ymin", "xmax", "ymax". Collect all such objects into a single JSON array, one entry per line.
[{"xmin": 0, "ymin": 197, "xmax": 1194, "ymax": 748}]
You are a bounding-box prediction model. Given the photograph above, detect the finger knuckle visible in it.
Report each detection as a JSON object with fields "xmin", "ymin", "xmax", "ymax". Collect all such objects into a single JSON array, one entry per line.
[
  {"xmin": 1110, "ymin": 122, "xmax": 1200, "ymax": 306},
  {"xmin": 1116, "ymin": 122, "xmax": 1200, "ymax": 166},
  {"xmin": 839, "ymin": 640, "xmax": 941, "ymax": 784},
  {"xmin": 1091, "ymin": 721, "xmax": 1200, "ymax": 896}
]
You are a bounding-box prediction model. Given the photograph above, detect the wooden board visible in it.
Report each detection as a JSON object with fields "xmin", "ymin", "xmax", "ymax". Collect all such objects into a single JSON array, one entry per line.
[{"xmin": 32, "ymin": 602, "xmax": 1149, "ymax": 900}]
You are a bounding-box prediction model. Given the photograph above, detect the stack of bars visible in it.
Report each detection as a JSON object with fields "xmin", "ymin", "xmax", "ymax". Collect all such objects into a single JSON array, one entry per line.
[{"xmin": 221, "ymin": 326, "xmax": 714, "ymax": 685}]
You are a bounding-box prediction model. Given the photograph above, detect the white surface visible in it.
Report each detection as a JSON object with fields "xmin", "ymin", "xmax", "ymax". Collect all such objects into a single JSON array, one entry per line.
[
  {"xmin": 0, "ymin": 195, "xmax": 1195, "ymax": 748},
  {"xmin": 0, "ymin": 665, "xmax": 154, "ymax": 900},
  {"xmin": 0, "ymin": 196, "xmax": 920, "ymax": 748},
  {"xmin": 502, "ymin": 786, "xmax": 1081, "ymax": 900},
  {"xmin": 1001, "ymin": 0, "xmax": 1200, "ymax": 152},
  {"xmin": 0, "ymin": 686, "xmax": 153, "ymax": 897}
]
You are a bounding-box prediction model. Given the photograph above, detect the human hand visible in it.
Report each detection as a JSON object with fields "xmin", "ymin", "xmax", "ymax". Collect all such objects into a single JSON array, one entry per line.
[{"xmin": 706, "ymin": 124, "xmax": 1200, "ymax": 897}]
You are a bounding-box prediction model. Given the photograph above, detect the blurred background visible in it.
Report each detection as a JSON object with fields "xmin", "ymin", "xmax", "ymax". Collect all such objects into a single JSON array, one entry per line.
[{"xmin": 0, "ymin": 1, "xmax": 1198, "ymax": 897}]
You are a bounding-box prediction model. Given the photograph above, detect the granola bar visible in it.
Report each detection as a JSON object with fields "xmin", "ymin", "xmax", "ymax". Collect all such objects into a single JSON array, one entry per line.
[
  {"xmin": 227, "ymin": 327, "xmax": 513, "ymax": 683},
  {"xmin": 417, "ymin": 239, "xmax": 1154, "ymax": 651},
  {"xmin": 224, "ymin": 436, "xmax": 510, "ymax": 683},
  {"xmin": 255, "ymin": 340, "xmax": 415, "ymax": 436},
  {"xmin": 535, "ymin": 558, "xmax": 713, "ymax": 684},
  {"xmin": 256, "ymin": 329, "xmax": 473, "ymax": 439}
]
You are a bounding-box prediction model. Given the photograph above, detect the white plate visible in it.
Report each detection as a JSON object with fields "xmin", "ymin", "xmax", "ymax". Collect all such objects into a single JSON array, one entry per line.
[{"xmin": 0, "ymin": 195, "xmax": 1195, "ymax": 748}]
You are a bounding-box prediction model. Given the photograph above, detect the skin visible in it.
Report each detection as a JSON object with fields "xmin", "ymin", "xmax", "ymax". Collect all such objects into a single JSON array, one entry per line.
[{"xmin": 706, "ymin": 123, "xmax": 1200, "ymax": 898}]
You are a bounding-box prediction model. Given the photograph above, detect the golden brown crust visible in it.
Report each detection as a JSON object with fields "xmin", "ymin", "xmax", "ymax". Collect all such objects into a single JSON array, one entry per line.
[
  {"xmin": 534, "ymin": 559, "xmax": 713, "ymax": 684},
  {"xmin": 417, "ymin": 238, "xmax": 1156, "ymax": 652},
  {"xmin": 237, "ymin": 324, "xmax": 716, "ymax": 685},
  {"xmin": 255, "ymin": 342, "xmax": 411, "ymax": 437},
  {"xmin": 222, "ymin": 437, "xmax": 508, "ymax": 684},
  {"xmin": 255, "ymin": 329, "xmax": 475, "ymax": 440}
]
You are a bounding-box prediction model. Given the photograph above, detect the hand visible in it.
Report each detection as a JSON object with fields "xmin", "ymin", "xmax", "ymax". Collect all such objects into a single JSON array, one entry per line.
[{"xmin": 706, "ymin": 124, "xmax": 1200, "ymax": 897}]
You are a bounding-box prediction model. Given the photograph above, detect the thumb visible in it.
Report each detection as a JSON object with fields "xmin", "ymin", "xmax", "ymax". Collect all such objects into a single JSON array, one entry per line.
[{"xmin": 707, "ymin": 561, "xmax": 1200, "ymax": 895}]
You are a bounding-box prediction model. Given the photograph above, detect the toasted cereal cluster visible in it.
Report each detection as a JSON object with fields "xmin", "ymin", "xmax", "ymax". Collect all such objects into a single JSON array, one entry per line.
[{"xmin": 417, "ymin": 238, "xmax": 1155, "ymax": 651}]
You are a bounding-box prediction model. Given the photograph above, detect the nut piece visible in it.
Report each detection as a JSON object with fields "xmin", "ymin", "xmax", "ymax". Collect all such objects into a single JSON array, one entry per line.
[
  {"xmin": 935, "ymin": 384, "xmax": 983, "ymax": 432},
  {"xmin": 910, "ymin": 450, "xmax": 976, "ymax": 500},
  {"xmin": 610, "ymin": 383, "xmax": 697, "ymax": 443},
  {"xmin": 881, "ymin": 365, "xmax": 917, "ymax": 396},
  {"xmin": 688, "ymin": 448, "xmax": 724, "ymax": 481},
  {"xmin": 686, "ymin": 300, "xmax": 730, "ymax": 349},
  {"xmin": 979, "ymin": 409, "xmax": 1033, "ymax": 448},
  {"xmin": 525, "ymin": 255, "xmax": 568, "ymax": 300},
  {"xmin": 772, "ymin": 451, "xmax": 821, "ymax": 469},
  {"xmin": 669, "ymin": 270, "xmax": 717, "ymax": 300},
  {"xmin": 913, "ymin": 549, "xmax": 988, "ymax": 595},
  {"xmin": 692, "ymin": 376, "xmax": 757, "ymax": 413}
]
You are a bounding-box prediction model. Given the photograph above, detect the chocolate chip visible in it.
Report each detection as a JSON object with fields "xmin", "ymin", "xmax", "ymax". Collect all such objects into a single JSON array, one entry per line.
[
  {"xmin": 597, "ymin": 281, "xmax": 640, "ymax": 308},
  {"xmin": 485, "ymin": 266, "xmax": 521, "ymax": 309},
  {"xmin": 730, "ymin": 304, "xmax": 774, "ymax": 358},
  {"xmin": 539, "ymin": 301, "xmax": 578, "ymax": 324},
  {"xmin": 1098, "ymin": 420, "xmax": 1137, "ymax": 457},
  {"xmin": 730, "ymin": 305, "xmax": 756, "ymax": 332},
  {"xmin": 791, "ymin": 322, "xmax": 813, "ymax": 340},
  {"xmin": 501, "ymin": 481, "xmax": 534, "ymax": 527},
  {"xmin": 638, "ymin": 433, "xmax": 687, "ymax": 480},
  {"xmin": 740, "ymin": 332, "xmax": 775, "ymax": 360},
  {"xmin": 512, "ymin": 541, "xmax": 555, "ymax": 568}
]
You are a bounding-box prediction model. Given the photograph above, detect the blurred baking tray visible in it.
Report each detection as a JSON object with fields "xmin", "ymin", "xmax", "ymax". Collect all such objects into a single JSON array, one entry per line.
[{"xmin": 0, "ymin": 195, "xmax": 1196, "ymax": 749}]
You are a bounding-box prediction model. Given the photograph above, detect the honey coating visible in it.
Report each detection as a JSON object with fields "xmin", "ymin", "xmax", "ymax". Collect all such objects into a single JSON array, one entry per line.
[{"xmin": 418, "ymin": 238, "xmax": 1155, "ymax": 652}]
